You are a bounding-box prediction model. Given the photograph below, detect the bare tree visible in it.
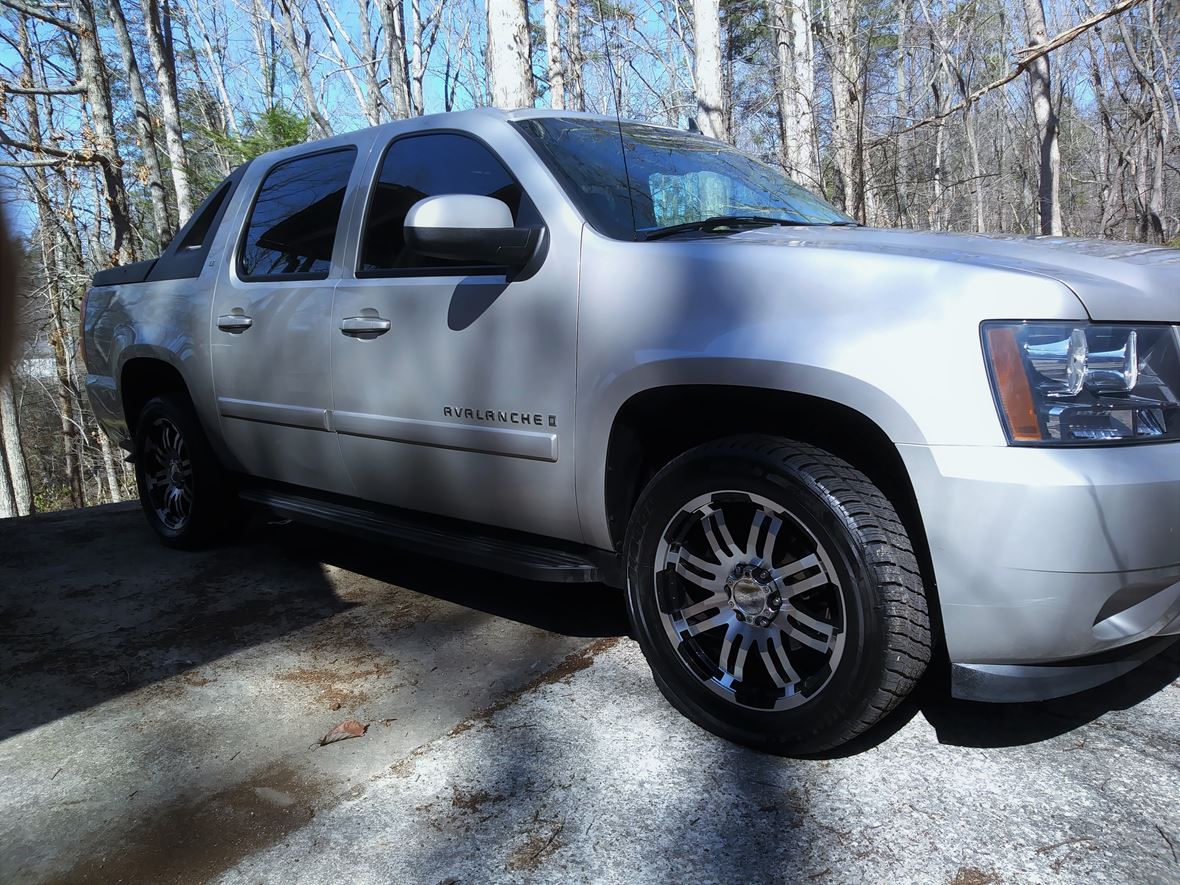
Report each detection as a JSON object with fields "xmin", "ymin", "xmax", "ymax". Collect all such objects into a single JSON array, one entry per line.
[
  {"xmin": 1023, "ymin": 0, "xmax": 1063, "ymax": 235},
  {"xmin": 691, "ymin": 0, "xmax": 727, "ymax": 141},
  {"xmin": 143, "ymin": 0, "xmax": 195, "ymax": 223},
  {"xmin": 0, "ymin": 376, "xmax": 32, "ymax": 515},
  {"xmin": 487, "ymin": 0, "xmax": 535, "ymax": 108},
  {"xmin": 770, "ymin": 0, "xmax": 818, "ymax": 185},
  {"xmin": 107, "ymin": 0, "xmax": 174, "ymax": 245},
  {"xmin": 380, "ymin": 0, "xmax": 414, "ymax": 117},
  {"xmin": 272, "ymin": 0, "xmax": 334, "ymax": 136},
  {"xmin": 543, "ymin": 0, "xmax": 565, "ymax": 108}
]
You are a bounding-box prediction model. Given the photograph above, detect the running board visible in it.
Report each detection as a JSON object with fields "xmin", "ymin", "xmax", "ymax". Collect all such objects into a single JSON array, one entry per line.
[{"xmin": 239, "ymin": 488, "xmax": 618, "ymax": 585}]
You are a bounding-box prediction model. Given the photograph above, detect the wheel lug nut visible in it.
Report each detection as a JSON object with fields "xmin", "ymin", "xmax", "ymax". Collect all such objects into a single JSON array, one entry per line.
[
  {"xmin": 735, "ymin": 612, "xmax": 745, "ymax": 622},
  {"xmin": 755, "ymin": 616, "xmax": 769, "ymax": 627}
]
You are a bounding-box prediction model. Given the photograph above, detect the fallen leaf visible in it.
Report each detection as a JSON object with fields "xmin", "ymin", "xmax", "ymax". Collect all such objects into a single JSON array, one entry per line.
[{"xmin": 320, "ymin": 719, "xmax": 367, "ymax": 746}]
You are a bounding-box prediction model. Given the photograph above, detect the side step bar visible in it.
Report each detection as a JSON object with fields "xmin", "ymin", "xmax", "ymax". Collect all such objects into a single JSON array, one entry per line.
[{"xmin": 239, "ymin": 488, "xmax": 620, "ymax": 586}]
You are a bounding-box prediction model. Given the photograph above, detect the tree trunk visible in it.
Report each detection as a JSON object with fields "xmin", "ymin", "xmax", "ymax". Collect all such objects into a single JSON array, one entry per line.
[
  {"xmin": 273, "ymin": 0, "xmax": 334, "ymax": 137},
  {"xmin": 250, "ymin": 0, "xmax": 277, "ymax": 110},
  {"xmin": 0, "ymin": 443, "xmax": 15, "ymax": 519},
  {"xmin": 69, "ymin": 0, "xmax": 138, "ymax": 265},
  {"xmin": 894, "ymin": 0, "xmax": 911, "ymax": 226},
  {"xmin": 355, "ymin": 0, "xmax": 386, "ymax": 123},
  {"xmin": 0, "ymin": 376, "xmax": 32, "ymax": 515},
  {"xmin": 567, "ymin": 0, "xmax": 585, "ymax": 111},
  {"xmin": 543, "ymin": 0, "xmax": 565, "ymax": 109},
  {"xmin": 409, "ymin": 0, "xmax": 425, "ymax": 115},
  {"xmin": 187, "ymin": 0, "xmax": 241, "ymax": 135},
  {"xmin": 98, "ymin": 427, "xmax": 121, "ymax": 503},
  {"xmin": 107, "ymin": 0, "xmax": 174, "ymax": 246},
  {"xmin": 380, "ymin": 0, "xmax": 413, "ymax": 118},
  {"xmin": 823, "ymin": 0, "xmax": 864, "ymax": 217},
  {"xmin": 692, "ymin": 0, "xmax": 728, "ymax": 140},
  {"xmin": 1022, "ymin": 0, "xmax": 1062, "ymax": 235},
  {"xmin": 142, "ymin": 0, "xmax": 195, "ymax": 224},
  {"xmin": 487, "ymin": 0, "xmax": 535, "ymax": 109},
  {"xmin": 770, "ymin": 0, "xmax": 818, "ymax": 186}
]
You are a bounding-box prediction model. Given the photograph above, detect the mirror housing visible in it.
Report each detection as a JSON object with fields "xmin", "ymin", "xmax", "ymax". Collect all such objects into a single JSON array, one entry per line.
[{"xmin": 404, "ymin": 194, "xmax": 541, "ymax": 269}]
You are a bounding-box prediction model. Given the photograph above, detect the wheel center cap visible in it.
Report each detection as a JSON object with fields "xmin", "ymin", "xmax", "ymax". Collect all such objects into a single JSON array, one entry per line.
[
  {"xmin": 167, "ymin": 461, "xmax": 182, "ymax": 485},
  {"xmin": 731, "ymin": 575, "xmax": 769, "ymax": 618}
]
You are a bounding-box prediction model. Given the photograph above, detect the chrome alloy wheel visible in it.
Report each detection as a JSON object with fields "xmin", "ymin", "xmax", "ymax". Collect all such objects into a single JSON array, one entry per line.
[
  {"xmin": 141, "ymin": 416, "xmax": 193, "ymax": 531},
  {"xmin": 654, "ymin": 491, "xmax": 847, "ymax": 711}
]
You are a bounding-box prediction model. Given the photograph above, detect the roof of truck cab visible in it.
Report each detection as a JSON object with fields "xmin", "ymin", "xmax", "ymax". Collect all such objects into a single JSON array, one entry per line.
[{"xmin": 249, "ymin": 107, "xmax": 695, "ymax": 166}]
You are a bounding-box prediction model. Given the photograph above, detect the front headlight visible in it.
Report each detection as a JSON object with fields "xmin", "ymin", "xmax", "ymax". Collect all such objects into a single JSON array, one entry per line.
[{"xmin": 983, "ymin": 321, "xmax": 1180, "ymax": 445}]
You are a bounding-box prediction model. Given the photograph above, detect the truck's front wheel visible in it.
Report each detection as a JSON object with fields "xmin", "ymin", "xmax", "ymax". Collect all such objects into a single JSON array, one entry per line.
[
  {"xmin": 133, "ymin": 393, "xmax": 234, "ymax": 549},
  {"xmin": 624, "ymin": 435, "xmax": 932, "ymax": 755}
]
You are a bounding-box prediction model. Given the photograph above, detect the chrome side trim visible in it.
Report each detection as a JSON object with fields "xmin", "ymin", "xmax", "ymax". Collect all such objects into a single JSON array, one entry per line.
[
  {"xmin": 217, "ymin": 397, "xmax": 330, "ymax": 431},
  {"xmin": 332, "ymin": 411, "xmax": 558, "ymax": 461}
]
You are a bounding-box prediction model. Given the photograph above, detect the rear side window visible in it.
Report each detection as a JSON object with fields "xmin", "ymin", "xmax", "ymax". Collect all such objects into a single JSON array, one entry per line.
[
  {"xmin": 239, "ymin": 147, "xmax": 356, "ymax": 280},
  {"xmin": 359, "ymin": 133, "xmax": 539, "ymax": 274},
  {"xmin": 178, "ymin": 181, "xmax": 231, "ymax": 251}
]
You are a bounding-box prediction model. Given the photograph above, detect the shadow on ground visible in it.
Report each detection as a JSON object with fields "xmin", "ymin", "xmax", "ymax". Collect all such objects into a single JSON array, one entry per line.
[
  {"xmin": 0, "ymin": 506, "xmax": 628, "ymax": 743},
  {"xmin": 0, "ymin": 504, "xmax": 1173, "ymax": 754},
  {"xmin": 819, "ymin": 638, "xmax": 1180, "ymax": 758}
]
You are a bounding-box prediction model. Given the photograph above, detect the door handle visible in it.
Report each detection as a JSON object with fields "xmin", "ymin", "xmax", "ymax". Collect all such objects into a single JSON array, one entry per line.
[
  {"xmin": 217, "ymin": 313, "xmax": 253, "ymax": 332},
  {"xmin": 340, "ymin": 315, "xmax": 392, "ymax": 337}
]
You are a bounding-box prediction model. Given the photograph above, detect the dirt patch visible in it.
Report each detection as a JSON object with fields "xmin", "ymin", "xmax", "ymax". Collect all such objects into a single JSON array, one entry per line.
[
  {"xmin": 948, "ymin": 868, "xmax": 999, "ymax": 885},
  {"xmin": 505, "ymin": 815, "xmax": 565, "ymax": 873},
  {"xmin": 179, "ymin": 672, "xmax": 213, "ymax": 687},
  {"xmin": 450, "ymin": 637, "xmax": 620, "ymax": 737},
  {"xmin": 54, "ymin": 763, "xmax": 326, "ymax": 885},
  {"xmin": 450, "ymin": 786, "xmax": 507, "ymax": 812}
]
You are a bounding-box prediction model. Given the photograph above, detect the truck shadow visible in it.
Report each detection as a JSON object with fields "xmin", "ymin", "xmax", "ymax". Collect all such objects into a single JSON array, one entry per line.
[
  {"xmin": 918, "ymin": 640, "xmax": 1180, "ymax": 749},
  {"xmin": 821, "ymin": 640, "xmax": 1180, "ymax": 758},
  {"xmin": 0, "ymin": 504, "xmax": 354, "ymax": 741},
  {"xmin": 271, "ymin": 522, "xmax": 631, "ymax": 640}
]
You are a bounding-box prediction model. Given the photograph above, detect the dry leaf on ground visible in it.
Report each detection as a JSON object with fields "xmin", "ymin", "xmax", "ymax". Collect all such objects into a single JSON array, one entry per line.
[{"xmin": 319, "ymin": 719, "xmax": 367, "ymax": 746}]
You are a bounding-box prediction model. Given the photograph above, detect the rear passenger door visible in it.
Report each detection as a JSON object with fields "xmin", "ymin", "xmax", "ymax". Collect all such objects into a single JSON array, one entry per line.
[
  {"xmin": 211, "ymin": 145, "xmax": 360, "ymax": 494},
  {"xmin": 330, "ymin": 130, "xmax": 581, "ymax": 540}
]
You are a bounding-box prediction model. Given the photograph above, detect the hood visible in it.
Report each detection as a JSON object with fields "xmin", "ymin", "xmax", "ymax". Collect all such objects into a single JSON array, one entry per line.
[{"xmin": 730, "ymin": 227, "xmax": 1180, "ymax": 323}]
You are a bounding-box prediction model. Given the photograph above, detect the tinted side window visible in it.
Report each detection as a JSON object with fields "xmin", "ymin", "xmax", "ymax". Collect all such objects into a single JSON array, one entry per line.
[
  {"xmin": 360, "ymin": 133, "xmax": 539, "ymax": 273},
  {"xmin": 178, "ymin": 181, "xmax": 231, "ymax": 251},
  {"xmin": 240, "ymin": 148, "xmax": 356, "ymax": 279}
]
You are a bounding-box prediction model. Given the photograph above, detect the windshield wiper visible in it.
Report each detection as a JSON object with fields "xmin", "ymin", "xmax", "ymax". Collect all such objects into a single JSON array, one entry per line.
[{"xmin": 639, "ymin": 216, "xmax": 857, "ymax": 241}]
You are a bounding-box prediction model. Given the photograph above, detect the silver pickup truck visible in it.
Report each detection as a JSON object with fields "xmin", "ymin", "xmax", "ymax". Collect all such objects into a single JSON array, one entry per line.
[{"xmin": 83, "ymin": 108, "xmax": 1180, "ymax": 754}]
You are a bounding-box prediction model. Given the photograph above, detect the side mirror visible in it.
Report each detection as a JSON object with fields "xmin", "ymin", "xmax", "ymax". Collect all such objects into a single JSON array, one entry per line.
[{"xmin": 404, "ymin": 194, "xmax": 541, "ymax": 269}]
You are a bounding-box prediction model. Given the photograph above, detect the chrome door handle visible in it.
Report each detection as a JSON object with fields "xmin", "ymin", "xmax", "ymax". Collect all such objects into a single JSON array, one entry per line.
[
  {"xmin": 340, "ymin": 315, "xmax": 392, "ymax": 336},
  {"xmin": 217, "ymin": 313, "xmax": 253, "ymax": 332}
]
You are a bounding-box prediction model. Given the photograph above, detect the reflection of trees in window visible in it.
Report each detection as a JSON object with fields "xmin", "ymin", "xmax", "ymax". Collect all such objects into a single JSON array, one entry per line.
[
  {"xmin": 359, "ymin": 133, "xmax": 538, "ymax": 272},
  {"xmin": 515, "ymin": 118, "xmax": 851, "ymax": 239},
  {"xmin": 240, "ymin": 148, "xmax": 356, "ymax": 278}
]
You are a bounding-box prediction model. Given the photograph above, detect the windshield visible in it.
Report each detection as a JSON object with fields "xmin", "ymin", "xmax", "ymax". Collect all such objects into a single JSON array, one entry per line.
[{"xmin": 512, "ymin": 116, "xmax": 852, "ymax": 240}]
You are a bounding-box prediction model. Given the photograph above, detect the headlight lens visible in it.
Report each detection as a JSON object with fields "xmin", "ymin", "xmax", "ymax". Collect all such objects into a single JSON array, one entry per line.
[{"xmin": 983, "ymin": 322, "xmax": 1180, "ymax": 445}]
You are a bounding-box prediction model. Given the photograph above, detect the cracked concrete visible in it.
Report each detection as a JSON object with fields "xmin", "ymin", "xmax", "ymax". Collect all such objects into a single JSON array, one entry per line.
[{"xmin": 1, "ymin": 503, "xmax": 1177, "ymax": 884}]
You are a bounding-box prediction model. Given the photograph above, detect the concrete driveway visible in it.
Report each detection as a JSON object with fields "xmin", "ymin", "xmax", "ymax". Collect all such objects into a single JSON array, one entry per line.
[{"xmin": 1, "ymin": 503, "xmax": 1177, "ymax": 884}]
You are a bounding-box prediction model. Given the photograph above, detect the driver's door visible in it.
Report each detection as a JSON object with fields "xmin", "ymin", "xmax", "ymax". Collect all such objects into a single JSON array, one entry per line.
[{"xmin": 330, "ymin": 130, "xmax": 582, "ymax": 541}]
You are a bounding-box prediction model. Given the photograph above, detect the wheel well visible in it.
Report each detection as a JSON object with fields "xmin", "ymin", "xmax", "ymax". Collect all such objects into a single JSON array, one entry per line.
[
  {"xmin": 120, "ymin": 359, "xmax": 189, "ymax": 435},
  {"xmin": 604, "ymin": 386, "xmax": 932, "ymax": 579}
]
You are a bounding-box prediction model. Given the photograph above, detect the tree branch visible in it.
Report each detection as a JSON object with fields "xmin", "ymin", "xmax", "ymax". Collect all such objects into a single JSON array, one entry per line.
[
  {"xmin": 0, "ymin": 0, "xmax": 81, "ymax": 34},
  {"xmin": 872, "ymin": 0, "xmax": 1147, "ymax": 147},
  {"xmin": 0, "ymin": 128, "xmax": 100, "ymax": 164},
  {"xmin": 1, "ymin": 81, "xmax": 85, "ymax": 95},
  {"xmin": 0, "ymin": 157, "xmax": 73, "ymax": 167}
]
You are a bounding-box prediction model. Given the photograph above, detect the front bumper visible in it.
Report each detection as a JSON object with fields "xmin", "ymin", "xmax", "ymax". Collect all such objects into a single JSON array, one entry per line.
[{"xmin": 899, "ymin": 441, "xmax": 1180, "ymax": 701}]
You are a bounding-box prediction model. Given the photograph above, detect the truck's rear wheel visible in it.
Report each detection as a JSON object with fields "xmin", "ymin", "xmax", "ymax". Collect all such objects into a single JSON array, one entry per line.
[
  {"xmin": 624, "ymin": 435, "xmax": 931, "ymax": 755},
  {"xmin": 133, "ymin": 393, "xmax": 234, "ymax": 549}
]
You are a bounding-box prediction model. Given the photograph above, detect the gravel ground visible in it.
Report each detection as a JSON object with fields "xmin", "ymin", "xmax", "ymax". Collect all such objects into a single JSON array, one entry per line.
[{"xmin": 1, "ymin": 503, "xmax": 1177, "ymax": 884}]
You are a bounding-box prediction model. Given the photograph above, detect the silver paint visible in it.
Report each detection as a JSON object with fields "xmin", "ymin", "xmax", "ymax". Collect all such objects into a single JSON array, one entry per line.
[{"xmin": 83, "ymin": 108, "xmax": 1180, "ymax": 699}]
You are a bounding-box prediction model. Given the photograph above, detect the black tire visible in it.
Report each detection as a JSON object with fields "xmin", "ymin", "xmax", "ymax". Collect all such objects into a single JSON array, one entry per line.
[
  {"xmin": 133, "ymin": 392, "xmax": 235, "ymax": 549},
  {"xmin": 624, "ymin": 434, "xmax": 931, "ymax": 755}
]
